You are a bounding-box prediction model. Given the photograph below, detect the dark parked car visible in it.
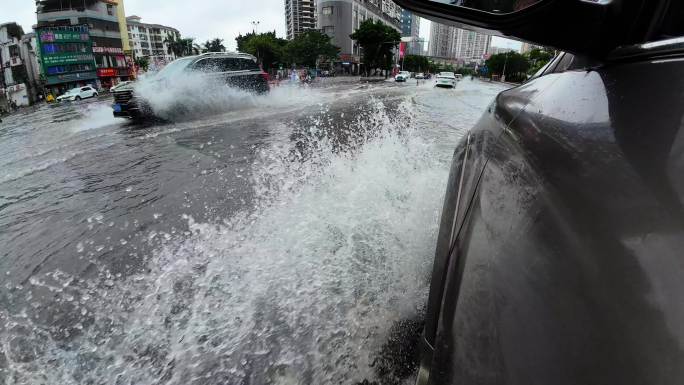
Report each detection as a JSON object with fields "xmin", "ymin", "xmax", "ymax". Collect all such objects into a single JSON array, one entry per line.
[
  {"xmin": 394, "ymin": 0, "xmax": 684, "ymax": 384},
  {"xmin": 112, "ymin": 52, "xmax": 269, "ymax": 119}
]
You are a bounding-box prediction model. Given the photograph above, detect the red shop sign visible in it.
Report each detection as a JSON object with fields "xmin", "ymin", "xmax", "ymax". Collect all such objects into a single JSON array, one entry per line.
[{"xmin": 97, "ymin": 68, "xmax": 116, "ymax": 77}]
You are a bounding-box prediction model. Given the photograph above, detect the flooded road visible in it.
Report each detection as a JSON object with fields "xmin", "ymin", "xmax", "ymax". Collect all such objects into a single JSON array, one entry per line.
[{"xmin": 0, "ymin": 78, "xmax": 507, "ymax": 384}]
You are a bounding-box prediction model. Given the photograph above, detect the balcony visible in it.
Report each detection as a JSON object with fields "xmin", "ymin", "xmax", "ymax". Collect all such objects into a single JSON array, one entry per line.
[{"xmin": 10, "ymin": 57, "xmax": 23, "ymax": 67}]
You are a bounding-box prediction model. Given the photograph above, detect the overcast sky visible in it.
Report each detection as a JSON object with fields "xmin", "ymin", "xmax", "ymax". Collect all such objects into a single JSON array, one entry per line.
[{"xmin": 6, "ymin": 0, "xmax": 519, "ymax": 51}]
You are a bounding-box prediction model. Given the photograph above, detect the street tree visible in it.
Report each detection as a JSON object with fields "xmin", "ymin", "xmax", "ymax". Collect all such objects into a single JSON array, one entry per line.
[
  {"xmin": 402, "ymin": 55, "xmax": 430, "ymax": 73},
  {"xmin": 202, "ymin": 38, "xmax": 226, "ymax": 53},
  {"xmin": 485, "ymin": 51, "xmax": 530, "ymax": 82},
  {"xmin": 526, "ymin": 47, "xmax": 555, "ymax": 74},
  {"xmin": 237, "ymin": 31, "xmax": 287, "ymax": 71},
  {"xmin": 164, "ymin": 34, "xmax": 185, "ymax": 57},
  {"xmin": 283, "ymin": 31, "xmax": 340, "ymax": 68},
  {"xmin": 350, "ymin": 20, "xmax": 401, "ymax": 77},
  {"xmin": 134, "ymin": 57, "xmax": 149, "ymax": 72}
]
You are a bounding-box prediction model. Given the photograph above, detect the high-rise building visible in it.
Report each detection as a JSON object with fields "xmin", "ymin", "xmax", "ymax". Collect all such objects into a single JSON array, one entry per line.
[
  {"xmin": 429, "ymin": 22, "xmax": 491, "ymax": 64},
  {"xmin": 0, "ymin": 23, "xmax": 29, "ymax": 108},
  {"xmin": 452, "ymin": 28, "xmax": 491, "ymax": 63},
  {"xmin": 286, "ymin": 0, "xmax": 317, "ymax": 40},
  {"xmin": 36, "ymin": 0, "xmax": 131, "ymax": 91},
  {"xmin": 400, "ymin": 9, "xmax": 420, "ymax": 38},
  {"xmin": 428, "ymin": 22, "xmax": 456, "ymax": 58},
  {"xmin": 521, "ymin": 42, "xmax": 543, "ymax": 53},
  {"xmin": 126, "ymin": 16, "xmax": 180, "ymax": 68},
  {"xmin": 318, "ymin": 0, "xmax": 402, "ymax": 74}
]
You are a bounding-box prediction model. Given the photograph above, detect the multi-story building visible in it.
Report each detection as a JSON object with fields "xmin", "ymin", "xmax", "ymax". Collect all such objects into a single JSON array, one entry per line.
[
  {"xmin": 286, "ymin": 0, "xmax": 317, "ymax": 40},
  {"xmin": 318, "ymin": 0, "xmax": 402, "ymax": 74},
  {"xmin": 0, "ymin": 23, "xmax": 31, "ymax": 109},
  {"xmin": 487, "ymin": 45, "xmax": 517, "ymax": 56},
  {"xmin": 521, "ymin": 42, "xmax": 543, "ymax": 53},
  {"xmin": 428, "ymin": 22, "xmax": 456, "ymax": 58},
  {"xmin": 36, "ymin": 0, "xmax": 131, "ymax": 91},
  {"xmin": 429, "ymin": 22, "xmax": 491, "ymax": 65},
  {"xmin": 452, "ymin": 28, "xmax": 491, "ymax": 64},
  {"xmin": 400, "ymin": 9, "xmax": 420, "ymax": 38},
  {"xmin": 126, "ymin": 16, "xmax": 180, "ymax": 69}
]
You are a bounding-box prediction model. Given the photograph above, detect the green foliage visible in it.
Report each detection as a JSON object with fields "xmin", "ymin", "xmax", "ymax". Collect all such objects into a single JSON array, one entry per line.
[
  {"xmin": 283, "ymin": 31, "xmax": 340, "ymax": 67},
  {"xmin": 526, "ymin": 47, "xmax": 555, "ymax": 74},
  {"xmin": 134, "ymin": 57, "xmax": 149, "ymax": 72},
  {"xmin": 202, "ymin": 38, "xmax": 226, "ymax": 53},
  {"xmin": 401, "ymin": 55, "xmax": 430, "ymax": 72},
  {"xmin": 237, "ymin": 31, "xmax": 287, "ymax": 71},
  {"xmin": 485, "ymin": 51, "xmax": 530, "ymax": 82},
  {"xmin": 350, "ymin": 20, "xmax": 401, "ymax": 76},
  {"xmin": 163, "ymin": 35, "xmax": 198, "ymax": 57}
]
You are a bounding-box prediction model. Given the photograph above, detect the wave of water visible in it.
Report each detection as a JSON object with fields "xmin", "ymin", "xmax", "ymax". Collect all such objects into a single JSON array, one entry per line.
[{"xmin": 0, "ymin": 97, "xmax": 452, "ymax": 384}]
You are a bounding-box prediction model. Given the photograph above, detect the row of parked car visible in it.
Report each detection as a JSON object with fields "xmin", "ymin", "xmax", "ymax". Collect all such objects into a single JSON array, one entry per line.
[{"xmin": 394, "ymin": 71, "xmax": 464, "ymax": 88}]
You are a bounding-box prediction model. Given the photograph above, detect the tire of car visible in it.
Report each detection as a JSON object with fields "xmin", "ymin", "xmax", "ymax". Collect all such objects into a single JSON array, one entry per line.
[
  {"xmin": 93, "ymin": 92, "xmax": 98, "ymax": 98},
  {"xmin": 75, "ymin": 96, "xmax": 81, "ymax": 101}
]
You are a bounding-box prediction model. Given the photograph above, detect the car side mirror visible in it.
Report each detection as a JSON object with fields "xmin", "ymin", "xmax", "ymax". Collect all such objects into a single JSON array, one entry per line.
[{"xmin": 392, "ymin": 0, "xmax": 667, "ymax": 57}]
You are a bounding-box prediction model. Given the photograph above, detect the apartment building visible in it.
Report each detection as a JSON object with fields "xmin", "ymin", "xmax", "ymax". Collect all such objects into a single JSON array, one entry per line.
[
  {"xmin": 36, "ymin": 0, "xmax": 130, "ymax": 91},
  {"xmin": 126, "ymin": 16, "xmax": 180, "ymax": 67},
  {"xmin": 286, "ymin": 0, "xmax": 317, "ymax": 40},
  {"xmin": 400, "ymin": 9, "xmax": 420, "ymax": 38},
  {"xmin": 429, "ymin": 22, "xmax": 491, "ymax": 65},
  {"xmin": 318, "ymin": 0, "xmax": 402, "ymax": 74}
]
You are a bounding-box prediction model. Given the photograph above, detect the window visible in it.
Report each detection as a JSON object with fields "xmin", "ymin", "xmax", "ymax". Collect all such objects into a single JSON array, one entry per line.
[
  {"xmin": 323, "ymin": 6, "xmax": 333, "ymax": 15},
  {"xmin": 107, "ymin": 4, "xmax": 114, "ymax": 16}
]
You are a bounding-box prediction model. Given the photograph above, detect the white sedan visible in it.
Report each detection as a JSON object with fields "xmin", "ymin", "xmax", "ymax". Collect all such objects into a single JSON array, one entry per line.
[
  {"xmin": 395, "ymin": 71, "xmax": 411, "ymax": 82},
  {"xmin": 110, "ymin": 81, "xmax": 132, "ymax": 93},
  {"xmin": 57, "ymin": 86, "xmax": 99, "ymax": 102},
  {"xmin": 435, "ymin": 72, "xmax": 457, "ymax": 88}
]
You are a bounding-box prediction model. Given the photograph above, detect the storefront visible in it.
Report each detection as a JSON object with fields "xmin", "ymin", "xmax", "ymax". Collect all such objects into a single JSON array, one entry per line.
[{"xmin": 36, "ymin": 25, "xmax": 98, "ymax": 96}]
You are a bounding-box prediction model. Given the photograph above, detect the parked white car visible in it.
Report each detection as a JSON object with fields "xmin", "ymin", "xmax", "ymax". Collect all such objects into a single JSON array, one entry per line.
[
  {"xmin": 395, "ymin": 71, "xmax": 411, "ymax": 82},
  {"xmin": 415, "ymin": 73, "xmax": 425, "ymax": 79},
  {"xmin": 435, "ymin": 72, "xmax": 457, "ymax": 88},
  {"xmin": 455, "ymin": 73, "xmax": 464, "ymax": 81},
  {"xmin": 57, "ymin": 86, "xmax": 98, "ymax": 102}
]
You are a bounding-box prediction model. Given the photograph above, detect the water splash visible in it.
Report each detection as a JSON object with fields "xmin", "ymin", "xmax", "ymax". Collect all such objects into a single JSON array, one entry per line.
[{"xmin": 0, "ymin": 96, "xmax": 452, "ymax": 385}]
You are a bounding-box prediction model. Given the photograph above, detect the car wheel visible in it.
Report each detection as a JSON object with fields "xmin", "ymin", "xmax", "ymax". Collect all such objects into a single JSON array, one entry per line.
[
  {"xmin": 93, "ymin": 93, "xmax": 98, "ymax": 98},
  {"xmin": 75, "ymin": 96, "xmax": 81, "ymax": 101}
]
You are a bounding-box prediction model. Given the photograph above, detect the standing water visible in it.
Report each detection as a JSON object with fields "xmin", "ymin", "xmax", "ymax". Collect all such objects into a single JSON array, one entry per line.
[{"xmin": 0, "ymin": 79, "xmax": 507, "ymax": 384}]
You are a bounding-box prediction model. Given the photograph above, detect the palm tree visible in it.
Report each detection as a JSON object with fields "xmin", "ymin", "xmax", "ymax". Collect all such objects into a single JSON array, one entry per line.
[
  {"xmin": 202, "ymin": 38, "xmax": 226, "ymax": 53},
  {"xmin": 164, "ymin": 34, "xmax": 184, "ymax": 58}
]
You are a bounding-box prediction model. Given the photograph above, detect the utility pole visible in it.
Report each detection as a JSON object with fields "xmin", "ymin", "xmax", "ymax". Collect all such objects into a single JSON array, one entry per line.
[{"xmin": 501, "ymin": 51, "xmax": 509, "ymax": 83}]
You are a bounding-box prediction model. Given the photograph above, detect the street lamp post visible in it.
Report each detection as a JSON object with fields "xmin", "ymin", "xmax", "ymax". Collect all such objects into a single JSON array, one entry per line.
[
  {"xmin": 251, "ymin": 21, "xmax": 260, "ymax": 34},
  {"xmin": 501, "ymin": 52, "xmax": 509, "ymax": 83}
]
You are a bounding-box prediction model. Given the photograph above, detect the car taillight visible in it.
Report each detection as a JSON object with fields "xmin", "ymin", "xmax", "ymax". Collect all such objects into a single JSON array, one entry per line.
[{"xmin": 260, "ymin": 72, "xmax": 270, "ymax": 82}]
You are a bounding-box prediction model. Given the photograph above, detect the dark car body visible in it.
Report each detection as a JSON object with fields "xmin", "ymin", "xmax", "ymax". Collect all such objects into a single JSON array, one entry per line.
[
  {"xmin": 387, "ymin": 0, "xmax": 684, "ymax": 384},
  {"xmin": 113, "ymin": 52, "xmax": 269, "ymax": 119}
]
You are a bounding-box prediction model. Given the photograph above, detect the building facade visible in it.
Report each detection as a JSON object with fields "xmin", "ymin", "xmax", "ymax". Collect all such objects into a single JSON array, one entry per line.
[
  {"xmin": 286, "ymin": 0, "xmax": 317, "ymax": 40},
  {"xmin": 429, "ymin": 22, "xmax": 491, "ymax": 65},
  {"xmin": 400, "ymin": 9, "xmax": 419, "ymax": 38},
  {"xmin": 126, "ymin": 16, "xmax": 180, "ymax": 69},
  {"xmin": 401, "ymin": 36, "xmax": 425, "ymax": 56},
  {"xmin": 521, "ymin": 42, "xmax": 543, "ymax": 53},
  {"xmin": 36, "ymin": 0, "xmax": 131, "ymax": 92},
  {"xmin": 318, "ymin": 0, "xmax": 402, "ymax": 74},
  {"xmin": 0, "ymin": 23, "xmax": 31, "ymax": 109}
]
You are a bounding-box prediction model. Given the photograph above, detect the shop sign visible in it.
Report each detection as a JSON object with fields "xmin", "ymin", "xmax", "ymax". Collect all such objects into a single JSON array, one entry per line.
[
  {"xmin": 39, "ymin": 30, "xmax": 90, "ymax": 43},
  {"xmin": 42, "ymin": 53, "xmax": 95, "ymax": 66},
  {"xmin": 97, "ymin": 68, "xmax": 117, "ymax": 77},
  {"xmin": 92, "ymin": 46, "xmax": 124, "ymax": 54}
]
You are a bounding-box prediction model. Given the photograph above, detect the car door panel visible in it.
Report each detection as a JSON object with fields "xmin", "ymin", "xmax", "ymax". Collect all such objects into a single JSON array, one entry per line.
[{"xmin": 429, "ymin": 59, "xmax": 684, "ymax": 385}]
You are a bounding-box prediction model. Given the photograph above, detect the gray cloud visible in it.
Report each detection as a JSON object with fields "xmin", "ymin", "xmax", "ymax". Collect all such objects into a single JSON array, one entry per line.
[{"xmin": 3, "ymin": 0, "xmax": 286, "ymax": 50}]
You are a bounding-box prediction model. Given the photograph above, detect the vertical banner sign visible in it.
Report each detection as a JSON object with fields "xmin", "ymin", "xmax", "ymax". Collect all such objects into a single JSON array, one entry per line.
[{"xmin": 399, "ymin": 42, "xmax": 406, "ymax": 59}]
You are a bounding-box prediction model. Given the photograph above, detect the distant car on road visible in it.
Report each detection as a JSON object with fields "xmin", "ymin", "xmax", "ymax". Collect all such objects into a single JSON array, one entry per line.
[
  {"xmin": 112, "ymin": 52, "xmax": 269, "ymax": 119},
  {"xmin": 57, "ymin": 86, "xmax": 98, "ymax": 102},
  {"xmin": 395, "ymin": 71, "xmax": 411, "ymax": 82},
  {"xmin": 110, "ymin": 81, "xmax": 133, "ymax": 93},
  {"xmin": 416, "ymin": 73, "xmax": 425, "ymax": 79},
  {"xmin": 435, "ymin": 72, "xmax": 457, "ymax": 88},
  {"xmin": 454, "ymin": 73, "xmax": 463, "ymax": 81}
]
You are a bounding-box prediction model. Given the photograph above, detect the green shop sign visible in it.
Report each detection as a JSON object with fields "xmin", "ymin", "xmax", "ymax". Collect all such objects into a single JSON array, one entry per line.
[{"xmin": 39, "ymin": 30, "xmax": 90, "ymax": 43}]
